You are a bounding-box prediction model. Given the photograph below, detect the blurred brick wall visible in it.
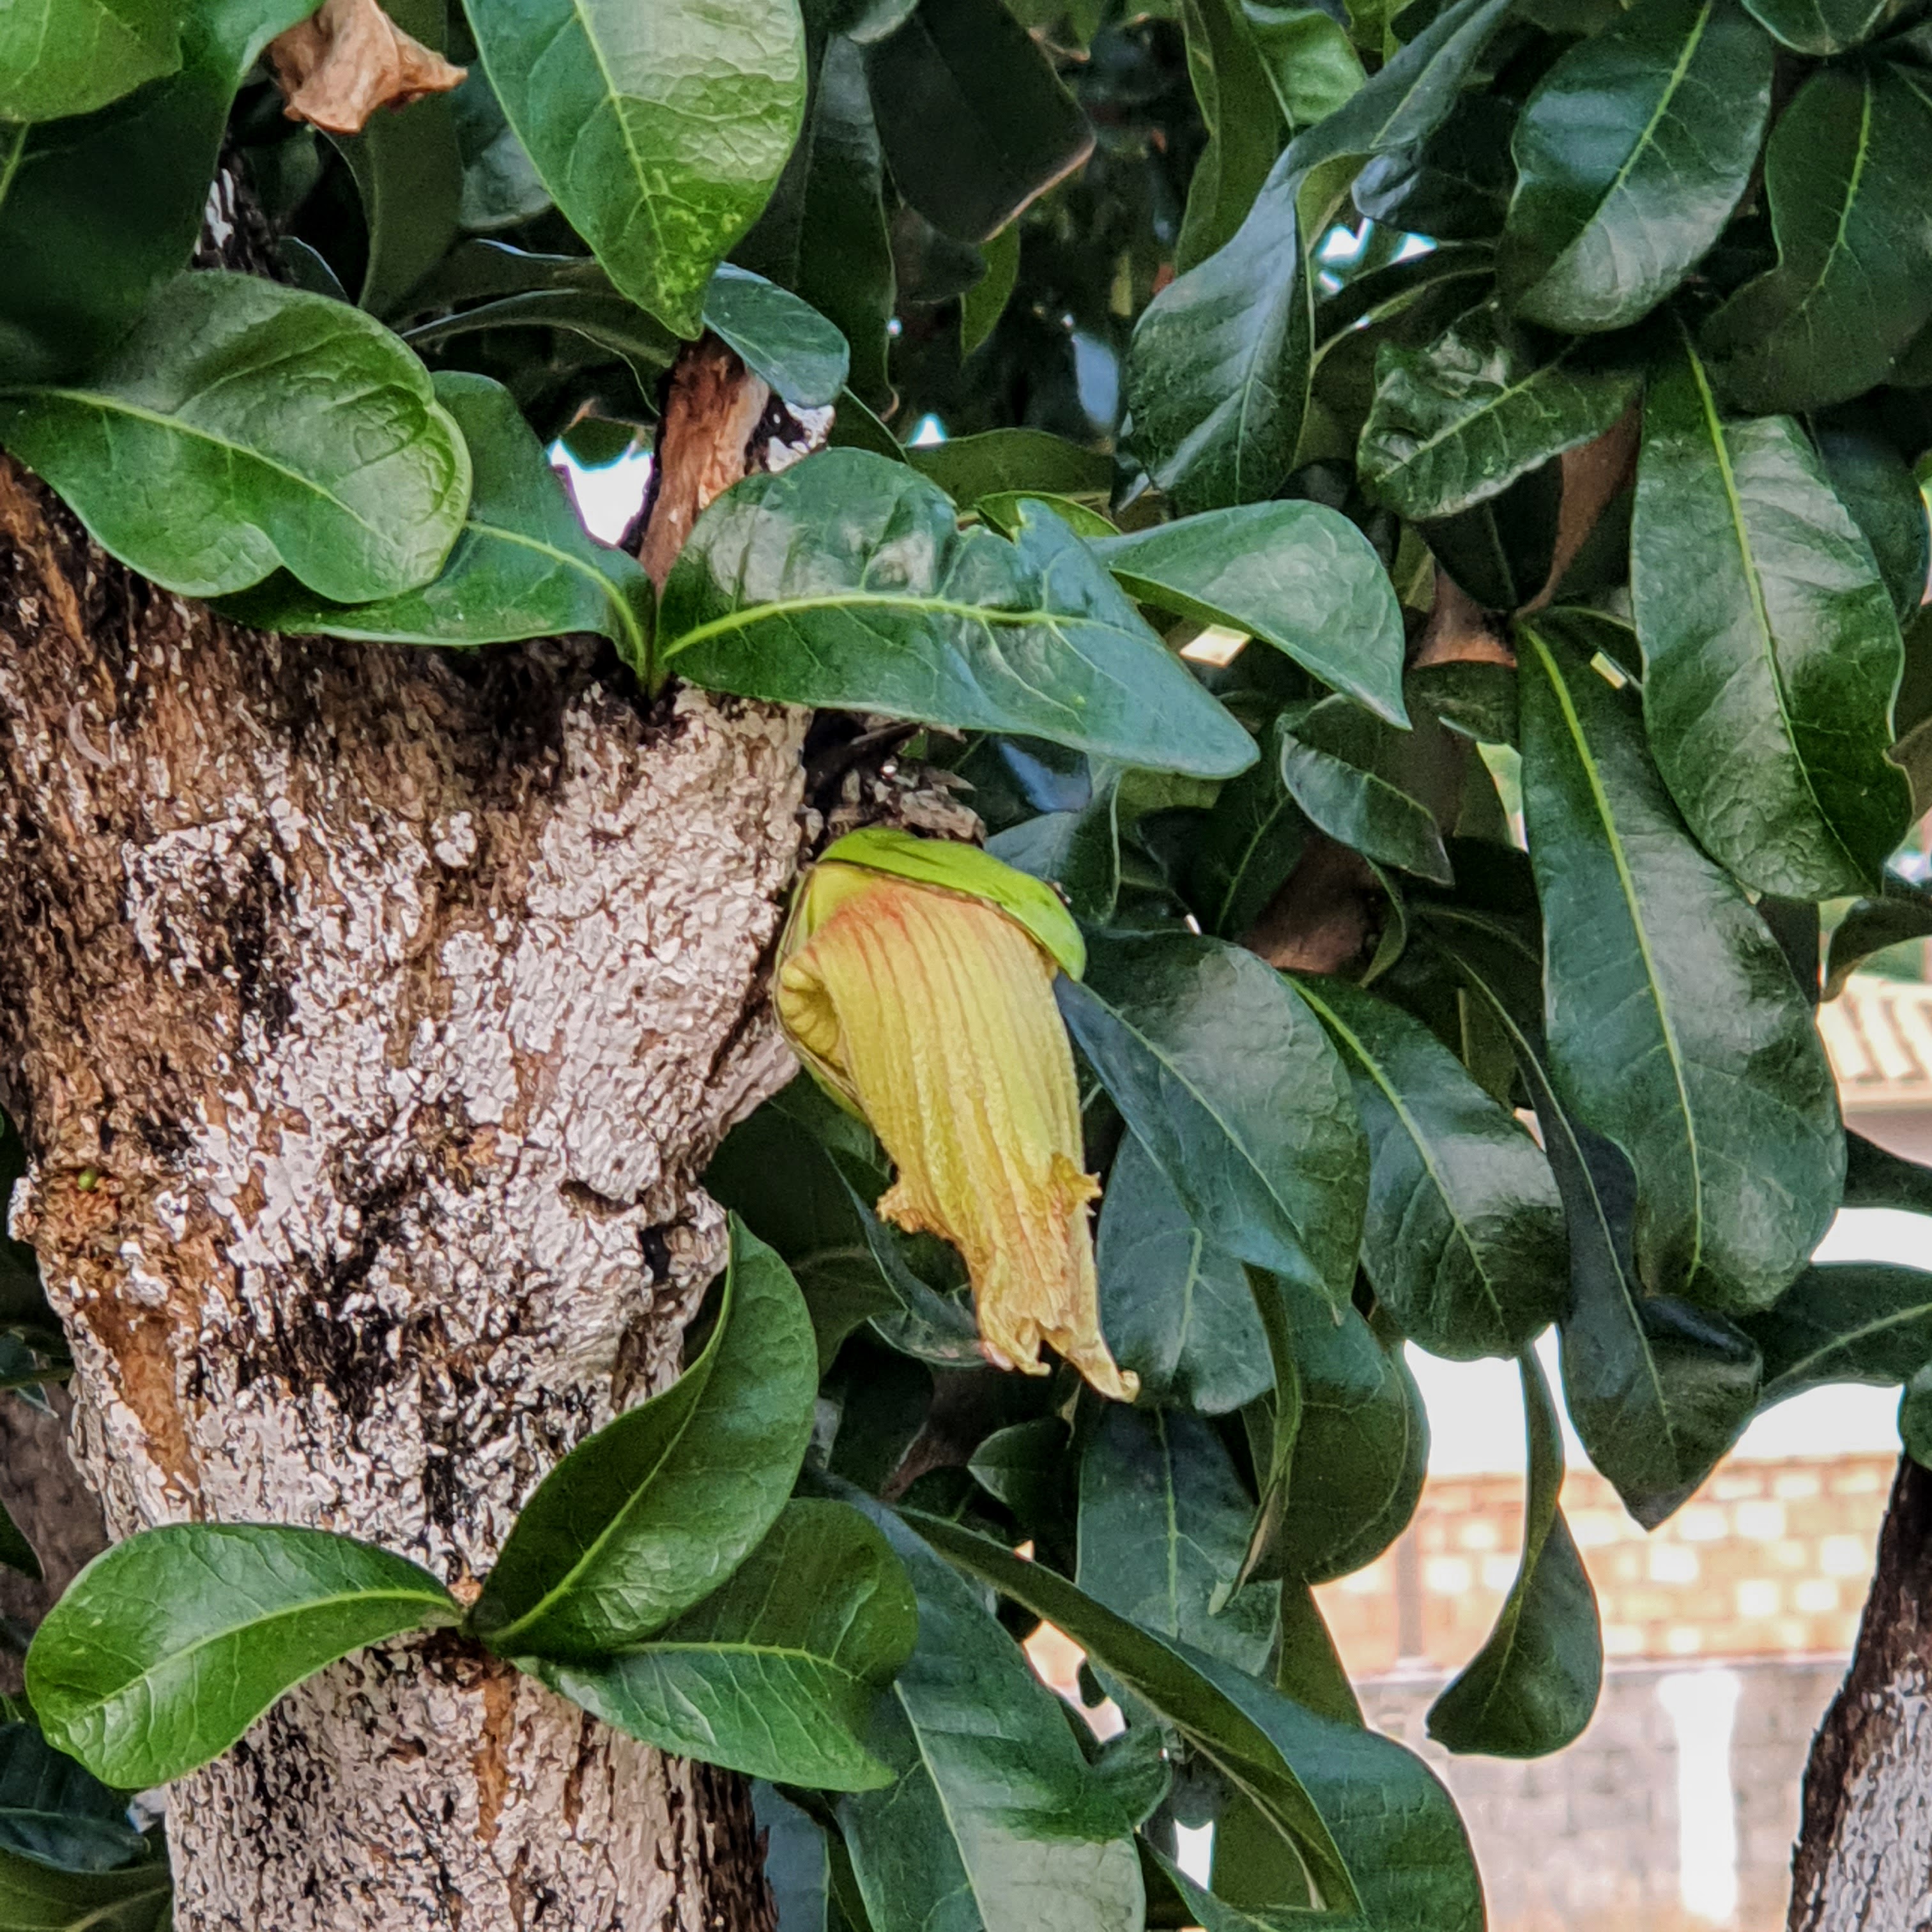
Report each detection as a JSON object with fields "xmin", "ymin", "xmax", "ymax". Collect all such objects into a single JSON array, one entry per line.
[{"xmin": 1315, "ymin": 1453, "xmax": 1894, "ymax": 1673}]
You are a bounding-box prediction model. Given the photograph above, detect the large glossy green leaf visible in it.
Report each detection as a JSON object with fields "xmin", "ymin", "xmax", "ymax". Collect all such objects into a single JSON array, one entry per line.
[
  {"xmin": 835, "ymin": 1499, "xmax": 1146, "ymax": 1932},
  {"xmin": 0, "ymin": 1723, "xmax": 147, "ymax": 1874},
  {"xmin": 906, "ymin": 429, "xmax": 1112, "ymax": 505},
  {"xmin": 1276, "ymin": 702, "xmax": 1452, "ymax": 884},
  {"xmin": 1701, "ymin": 65, "xmax": 1932, "ymax": 413},
  {"xmin": 910, "ymin": 1514, "xmax": 1485, "ymax": 1932},
  {"xmin": 0, "ymin": 272, "xmax": 470, "ymax": 604},
  {"xmin": 1844, "ymin": 1129, "xmax": 1932, "ymax": 1216},
  {"xmin": 464, "ymin": 0, "xmax": 806, "ymax": 336},
  {"xmin": 657, "ymin": 451, "xmax": 1256, "ymax": 778},
  {"xmin": 736, "ymin": 33, "xmax": 893, "ymax": 406},
  {"xmin": 1248, "ymin": 1269, "xmax": 1429, "ymax": 1586},
  {"xmin": 1749, "ymin": 1263, "xmax": 1932, "ymax": 1404},
  {"xmin": 1124, "ymin": 150, "xmax": 1314, "ymax": 515},
  {"xmin": 529, "ymin": 1500, "xmax": 914, "ymax": 1791},
  {"xmin": 1500, "ymin": 0, "xmax": 1773, "ymax": 333},
  {"xmin": 1239, "ymin": 0, "xmax": 1363, "ymax": 132},
  {"xmin": 1056, "ymin": 930, "xmax": 1366, "ymax": 1300},
  {"xmin": 1177, "ymin": 0, "xmax": 1284, "ymax": 272},
  {"xmin": 864, "ymin": 0, "xmax": 1092, "ymax": 243},
  {"xmin": 26, "ymin": 1526, "xmax": 457, "ymax": 1788},
  {"xmin": 0, "ymin": 0, "xmax": 319, "ymax": 383},
  {"xmin": 1288, "ymin": 0, "xmax": 1512, "ymax": 174},
  {"xmin": 1519, "ymin": 613, "xmax": 1843, "ymax": 1314},
  {"xmin": 0, "ymin": 1843, "xmax": 170, "ymax": 1931},
  {"xmin": 1294, "ymin": 974, "xmax": 1565, "ymax": 1360},
  {"xmin": 1427, "ymin": 1351, "xmax": 1601, "ymax": 1755},
  {"xmin": 705, "ymin": 265, "xmax": 850, "ymax": 409},
  {"xmin": 1427, "ymin": 908, "xmax": 1762, "ymax": 1528},
  {"xmin": 470, "ymin": 1220, "xmax": 816, "ymax": 1660},
  {"xmin": 1826, "ymin": 874, "xmax": 1932, "ymax": 995},
  {"xmin": 1631, "ymin": 335, "xmax": 1909, "ymax": 899},
  {"xmin": 1741, "ymin": 0, "xmax": 1890, "ymax": 55},
  {"xmin": 1096, "ymin": 1133, "xmax": 1273, "ymax": 1414},
  {"xmin": 1351, "ymin": 91, "xmax": 1513, "ymax": 243},
  {"xmin": 221, "ymin": 372, "xmax": 650, "ymax": 671},
  {"xmin": 450, "ymin": 68, "xmax": 551, "ymax": 231},
  {"xmin": 0, "ymin": 0, "xmax": 177, "ymax": 123},
  {"xmin": 1091, "ymin": 502, "xmax": 1409, "ymax": 724},
  {"xmin": 1077, "ymin": 1405, "xmax": 1277, "ymax": 1675},
  {"xmin": 1358, "ymin": 301, "xmax": 1640, "ymax": 521},
  {"xmin": 986, "ymin": 778, "xmax": 1121, "ymax": 926}
]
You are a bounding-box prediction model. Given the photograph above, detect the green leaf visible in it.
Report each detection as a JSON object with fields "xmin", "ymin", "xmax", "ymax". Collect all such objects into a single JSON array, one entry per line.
[
  {"xmin": 1700, "ymin": 64, "xmax": 1932, "ymax": 413},
  {"xmin": 405, "ymin": 285, "xmax": 679, "ymax": 387},
  {"xmin": 905, "ymin": 429, "xmax": 1112, "ymax": 505},
  {"xmin": 1903, "ymin": 1365, "xmax": 1932, "ymax": 1471},
  {"xmin": 1091, "ymin": 502, "xmax": 1409, "ymax": 725},
  {"xmin": 0, "ymin": 1722, "xmax": 147, "ymax": 1874},
  {"xmin": 1827, "ymin": 875, "xmax": 1932, "ymax": 995},
  {"xmin": 0, "ymin": 1500, "xmax": 38, "ymax": 1585},
  {"xmin": 967, "ymin": 1416, "xmax": 1071, "ymax": 1534},
  {"xmin": 1096, "ymin": 1132, "xmax": 1273, "ymax": 1414},
  {"xmin": 1276, "ymin": 701, "xmax": 1452, "ymax": 885},
  {"xmin": 464, "ymin": 0, "xmax": 807, "ymax": 335},
  {"xmin": 528, "ymin": 1500, "xmax": 914, "ymax": 1791},
  {"xmin": 1427, "ymin": 908, "xmax": 1762, "ymax": 1528},
  {"xmin": 1246, "ymin": 1268, "xmax": 1429, "ymax": 1586},
  {"xmin": 1351, "ymin": 91, "xmax": 1513, "ymax": 243},
  {"xmin": 1519, "ymin": 613, "xmax": 1843, "ymax": 1313},
  {"xmin": 1427, "ymin": 1351, "xmax": 1601, "ymax": 1755},
  {"xmin": 1142, "ymin": 1844, "xmax": 1308, "ymax": 1932},
  {"xmin": 0, "ymin": 1843, "xmax": 170, "ymax": 1931},
  {"xmin": 0, "ymin": 272, "xmax": 470, "ymax": 604},
  {"xmin": 737, "ymin": 32, "xmax": 893, "ymax": 405},
  {"xmin": 863, "ymin": 0, "xmax": 1092, "ymax": 243},
  {"xmin": 1844, "ymin": 1129, "xmax": 1932, "ymax": 1216},
  {"xmin": 0, "ymin": 0, "xmax": 177, "ymax": 123},
  {"xmin": 834, "ymin": 1498, "xmax": 1146, "ymax": 1932},
  {"xmin": 1172, "ymin": 742, "xmax": 1310, "ymax": 941},
  {"xmin": 26, "ymin": 1526, "xmax": 457, "ymax": 1788},
  {"xmin": 0, "ymin": 0, "xmax": 320, "ymax": 384},
  {"xmin": 1748, "ymin": 1262, "xmax": 1932, "ymax": 1404},
  {"xmin": 657, "ymin": 452, "xmax": 1256, "ymax": 779},
  {"xmin": 1813, "ymin": 413, "xmax": 1932, "ymax": 629},
  {"xmin": 1294, "ymin": 974, "xmax": 1566, "ymax": 1360},
  {"xmin": 961, "ymin": 224, "xmax": 1020, "ymax": 359},
  {"xmin": 1077, "ymin": 1405, "xmax": 1278, "ymax": 1675},
  {"xmin": 219, "ymin": 372, "xmax": 650, "ymax": 673},
  {"xmin": 470, "ymin": 1220, "xmax": 817, "ymax": 1660},
  {"xmin": 1631, "ymin": 335, "xmax": 1910, "ymax": 899},
  {"xmin": 1741, "ymin": 0, "xmax": 1890, "ymax": 55},
  {"xmin": 1177, "ymin": 0, "xmax": 1285, "ymax": 272},
  {"xmin": 704, "ymin": 265, "xmax": 850, "ymax": 408},
  {"xmin": 1055, "ymin": 929, "xmax": 1367, "ymax": 1300},
  {"xmin": 1358, "ymin": 301, "xmax": 1640, "ymax": 522},
  {"xmin": 450, "ymin": 68, "xmax": 551, "ymax": 231},
  {"xmin": 1499, "ymin": 0, "xmax": 1774, "ymax": 334},
  {"xmin": 1289, "ymin": 0, "xmax": 1512, "ymax": 174},
  {"xmin": 908, "ymin": 1513, "xmax": 1486, "ymax": 1932},
  {"xmin": 985, "ymin": 782, "xmax": 1121, "ymax": 926},
  {"xmin": 337, "ymin": 34, "xmax": 464, "ymax": 319},
  {"xmin": 1124, "ymin": 151, "xmax": 1314, "ymax": 514},
  {"xmin": 1238, "ymin": 0, "xmax": 1364, "ymax": 132}
]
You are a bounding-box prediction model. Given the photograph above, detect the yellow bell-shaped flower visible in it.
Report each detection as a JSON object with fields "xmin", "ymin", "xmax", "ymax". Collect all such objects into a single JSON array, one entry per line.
[{"xmin": 776, "ymin": 830, "xmax": 1137, "ymax": 1402}]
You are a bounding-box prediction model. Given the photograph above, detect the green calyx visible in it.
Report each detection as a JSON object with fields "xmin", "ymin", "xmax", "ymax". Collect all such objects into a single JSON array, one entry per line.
[{"xmin": 808, "ymin": 827, "xmax": 1087, "ymax": 979}]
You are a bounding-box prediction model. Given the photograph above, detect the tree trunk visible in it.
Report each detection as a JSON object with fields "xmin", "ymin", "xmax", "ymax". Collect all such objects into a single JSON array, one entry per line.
[
  {"xmin": 1788, "ymin": 1454, "xmax": 1932, "ymax": 1931},
  {"xmin": 0, "ymin": 367, "xmax": 803, "ymax": 1923}
]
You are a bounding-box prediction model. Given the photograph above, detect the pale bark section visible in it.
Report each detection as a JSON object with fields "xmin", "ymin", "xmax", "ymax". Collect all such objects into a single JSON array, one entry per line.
[
  {"xmin": 1789, "ymin": 1459, "xmax": 1932, "ymax": 1932},
  {"xmin": 0, "ymin": 457, "xmax": 802, "ymax": 1929}
]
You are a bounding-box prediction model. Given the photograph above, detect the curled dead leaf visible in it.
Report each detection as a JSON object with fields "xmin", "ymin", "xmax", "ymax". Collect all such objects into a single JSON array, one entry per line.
[{"xmin": 268, "ymin": 0, "xmax": 465, "ymax": 136}]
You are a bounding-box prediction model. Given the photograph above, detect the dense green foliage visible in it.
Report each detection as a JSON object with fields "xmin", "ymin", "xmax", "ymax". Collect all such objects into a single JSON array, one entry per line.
[{"xmin": 1, "ymin": 0, "xmax": 1931, "ymax": 1922}]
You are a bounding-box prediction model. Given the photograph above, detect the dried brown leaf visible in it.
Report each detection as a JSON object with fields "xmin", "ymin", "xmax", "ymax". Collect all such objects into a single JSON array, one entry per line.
[{"xmin": 268, "ymin": 0, "xmax": 465, "ymax": 136}]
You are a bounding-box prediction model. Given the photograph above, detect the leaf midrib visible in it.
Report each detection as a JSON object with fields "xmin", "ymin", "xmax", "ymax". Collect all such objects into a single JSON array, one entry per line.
[
  {"xmin": 1525, "ymin": 627, "xmax": 1705, "ymax": 1289},
  {"xmin": 1766, "ymin": 1287, "xmax": 1932, "ymax": 1395}
]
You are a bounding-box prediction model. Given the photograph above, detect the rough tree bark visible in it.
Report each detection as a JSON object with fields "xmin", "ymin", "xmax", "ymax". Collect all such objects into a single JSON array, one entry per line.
[
  {"xmin": 1788, "ymin": 1455, "xmax": 1932, "ymax": 1931},
  {"xmin": 0, "ymin": 330, "xmax": 811, "ymax": 1927}
]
